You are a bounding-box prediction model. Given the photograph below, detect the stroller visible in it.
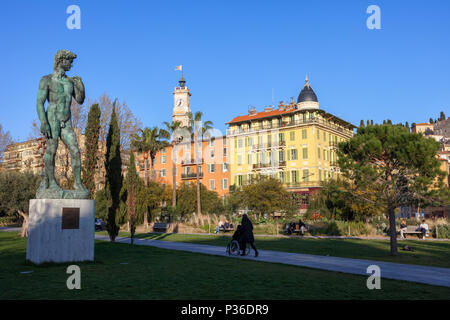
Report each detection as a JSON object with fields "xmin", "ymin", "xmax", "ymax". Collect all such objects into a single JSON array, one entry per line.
[{"xmin": 226, "ymin": 225, "xmax": 251, "ymax": 256}]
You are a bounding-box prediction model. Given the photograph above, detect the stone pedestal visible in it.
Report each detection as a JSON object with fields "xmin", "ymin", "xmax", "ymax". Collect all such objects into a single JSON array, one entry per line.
[{"xmin": 26, "ymin": 199, "xmax": 95, "ymax": 264}]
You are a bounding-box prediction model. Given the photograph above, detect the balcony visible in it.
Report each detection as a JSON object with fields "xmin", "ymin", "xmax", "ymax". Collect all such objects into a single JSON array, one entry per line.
[
  {"xmin": 284, "ymin": 181, "xmax": 321, "ymax": 189},
  {"xmin": 181, "ymin": 172, "xmax": 203, "ymax": 180},
  {"xmin": 228, "ymin": 118, "xmax": 351, "ymax": 137},
  {"xmin": 252, "ymin": 161, "xmax": 286, "ymax": 171},
  {"xmin": 181, "ymin": 159, "xmax": 204, "ymax": 166},
  {"xmin": 252, "ymin": 141, "xmax": 286, "ymax": 151}
]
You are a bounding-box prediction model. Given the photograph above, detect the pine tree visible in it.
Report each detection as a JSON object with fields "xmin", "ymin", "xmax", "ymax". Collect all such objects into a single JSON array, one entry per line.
[
  {"xmin": 127, "ymin": 151, "xmax": 138, "ymax": 244},
  {"xmin": 337, "ymin": 125, "xmax": 448, "ymax": 256},
  {"xmin": 82, "ymin": 104, "xmax": 101, "ymax": 198},
  {"xmin": 429, "ymin": 118, "xmax": 434, "ymax": 124},
  {"xmin": 105, "ymin": 102, "xmax": 122, "ymax": 242}
]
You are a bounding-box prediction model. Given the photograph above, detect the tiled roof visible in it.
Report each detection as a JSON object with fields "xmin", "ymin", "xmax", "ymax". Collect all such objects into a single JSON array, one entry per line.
[{"xmin": 226, "ymin": 108, "xmax": 296, "ymax": 124}]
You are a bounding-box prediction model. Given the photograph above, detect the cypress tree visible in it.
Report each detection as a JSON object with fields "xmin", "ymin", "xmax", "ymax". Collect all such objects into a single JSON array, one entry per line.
[
  {"xmin": 127, "ymin": 151, "xmax": 138, "ymax": 244},
  {"xmin": 371, "ymin": 120, "xmax": 374, "ymax": 125},
  {"xmin": 366, "ymin": 120, "xmax": 370, "ymax": 126},
  {"xmin": 105, "ymin": 103, "xmax": 122, "ymax": 242},
  {"xmin": 439, "ymin": 111, "xmax": 446, "ymax": 121},
  {"xmin": 82, "ymin": 104, "xmax": 101, "ymax": 198},
  {"xmin": 360, "ymin": 120, "xmax": 365, "ymax": 128}
]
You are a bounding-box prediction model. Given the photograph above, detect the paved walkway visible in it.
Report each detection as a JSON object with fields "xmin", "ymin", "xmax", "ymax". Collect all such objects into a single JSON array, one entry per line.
[{"xmin": 95, "ymin": 235, "xmax": 450, "ymax": 288}]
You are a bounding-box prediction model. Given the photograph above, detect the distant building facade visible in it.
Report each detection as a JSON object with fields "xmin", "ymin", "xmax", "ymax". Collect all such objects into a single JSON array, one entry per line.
[{"xmin": 226, "ymin": 76, "xmax": 355, "ymax": 210}]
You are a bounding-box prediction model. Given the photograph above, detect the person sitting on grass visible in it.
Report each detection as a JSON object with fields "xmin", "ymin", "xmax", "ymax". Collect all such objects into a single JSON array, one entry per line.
[
  {"xmin": 416, "ymin": 219, "xmax": 429, "ymax": 239},
  {"xmin": 399, "ymin": 219, "xmax": 408, "ymax": 239}
]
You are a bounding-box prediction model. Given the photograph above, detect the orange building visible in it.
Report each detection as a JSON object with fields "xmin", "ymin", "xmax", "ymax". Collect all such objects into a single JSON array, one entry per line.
[{"xmin": 135, "ymin": 135, "xmax": 231, "ymax": 198}]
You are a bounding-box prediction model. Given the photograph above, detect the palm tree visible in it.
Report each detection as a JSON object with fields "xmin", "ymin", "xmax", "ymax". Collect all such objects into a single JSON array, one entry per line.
[
  {"xmin": 187, "ymin": 111, "xmax": 213, "ymax": 217},
  {"xmin": 131, "ymin": 127, "xmax": 169, "ymax": 227},
  {"xmin": 162, "ymin": 121, "xmax": 183, "ymax": 208}
]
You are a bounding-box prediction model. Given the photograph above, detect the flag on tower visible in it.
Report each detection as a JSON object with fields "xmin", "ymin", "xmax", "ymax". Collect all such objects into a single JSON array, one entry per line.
[{"xmin": 175, "ymin": 65, "xmax": 182, "ymax": 71}]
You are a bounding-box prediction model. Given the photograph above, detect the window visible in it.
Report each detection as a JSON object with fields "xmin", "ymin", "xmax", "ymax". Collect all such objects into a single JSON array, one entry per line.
[
  {"xmin": 319, "ymin": 169, "xmax": 322, "ymax": 181},
  {"xmin": 209, "ymin": 164, "xmax": 216, "ymax": 173},
  {"xmin": 223, "ymin": 147, "xmax": 227, "ymax": 157},
  {"xmin": 238, "ymin": 139, "xmax": 243, "ymax": 148},
  {"xmin": 279, "ymin": 171, "xmax": 285, "ymax": 182},
  {"xmin": 288, "ymin": 149, "xmax": 298, "ymax": 160},
  {"xmin": 324, "ymin": 149, "xmax": 327, "ymax": 161},
  {"xmin": 210, "ymin": 179, "xmax": 215, "ymax": 190},
  {"xmin": 290, "ymin": 131, "xmax": 295, "ymax": 141},
  {"xmin": 222, "ymin": 163, "xmax": 229, "ymax": 172},
  {"xmin": 210, "ymin": 149, "xmax": 214, "ymax": 158},
  {"xmin": 248, "ymin": 154, "xmax": 252, "ymax": 164},
  {"xmin": 292, "ymin": 170, "xmax": 298, "ymax": 183},
  {"xmin": 279, "ymin": 150, "xmax": 285, "ymax": 162},
  {"xmin": 209, "ymin": 139, "xmax": 214, "ymax": 147},
  {"xmin": 161, "ymin": 148, "xmax": 166, "ymax": 154},
  {"xmin": 222, "ymin": 179, "xmax": 228, "ymax": 189},
  {"xmin": 302, "ymin": 129, "xmax": 307, "ymax": 139},
  {"xmin": 323, "ymin": 132, "xmax": 326, "ymax": 141},
  {"xmin": 238, "ymin": 175, "xmax": 243, "ymax": 186},
  {"xmin": 302, "ymin": 147, "xmax": 308, "ymax": 159},
  {"xmin": 318, "ymin": 147, "xmax": 321, "ymax": 159},
  {"xmin": 303, "ymin": 169, "xmax": 309, "ymax": 181},
  {"xmin": 160, "ymin": 169, "xmax": 166, "ymax": 177},
  {"xmin": 248, "ymin": 137, "xmax": 253, "ymax": 146},
  {"xmin": 161, "ymin": 155, "xmax": 166, "ymax": 164},
  {"xmin": 237, "ymin": 155, "xmax": 242, "ymax": 165},
  {"xmin": 317, "ymin": 129, "xmax": 320, "ymax": 139}
]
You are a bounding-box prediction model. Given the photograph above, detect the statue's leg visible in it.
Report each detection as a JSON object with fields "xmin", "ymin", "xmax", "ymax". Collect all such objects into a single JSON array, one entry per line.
[
  {"xmin": 44, "ymin": 122, "xmax": 61, "ymax": 190},
  {"xmin": 61, "ymin": 122, "xmax": 85, "ymax": 191}
]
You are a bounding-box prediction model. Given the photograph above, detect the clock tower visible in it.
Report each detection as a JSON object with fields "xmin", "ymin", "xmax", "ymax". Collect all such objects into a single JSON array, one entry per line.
[{"xmin": 173, "ymin": 76, "xmax": 191, "ymax": 127}]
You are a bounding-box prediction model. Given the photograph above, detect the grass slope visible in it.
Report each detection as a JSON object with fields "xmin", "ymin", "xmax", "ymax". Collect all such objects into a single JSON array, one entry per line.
[
  {"xmin": 103, "ymin": 232, "xmax": 450, "ymax": 269},
  {"xmin": 1, "ymin": 232, "xmax": 449, "ymax": 300}
]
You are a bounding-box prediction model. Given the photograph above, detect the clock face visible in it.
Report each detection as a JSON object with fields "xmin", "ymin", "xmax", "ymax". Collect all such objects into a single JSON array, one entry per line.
[{"xmin": 176, "ymin": 98, "xmax": 185, "ymax": 107}]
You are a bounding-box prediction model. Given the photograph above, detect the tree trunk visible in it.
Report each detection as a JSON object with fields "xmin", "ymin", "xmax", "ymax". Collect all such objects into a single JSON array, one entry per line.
[
  {"xmin": 197, "ymin": 164, "xmax": 201, "ymax": 216},
  {"xmin": 172, "ymin": 163, "xmax": 177, "ymax": 207},
  {"xmin": 388, "ymin": 204, "xmax": 398, "ymax": 256},
  {"xmin": 18, "ymin": 210, "xmax": 28, "ymax": 238},
  {"xmin": 143, "ymin": 152, "xmax": 149, "ymax": 229}
]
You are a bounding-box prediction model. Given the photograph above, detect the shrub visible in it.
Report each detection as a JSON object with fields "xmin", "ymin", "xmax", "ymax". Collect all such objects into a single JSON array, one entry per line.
[{"xmin": 432, "ymin": 224, "xmax": 450, "ymax": 239}]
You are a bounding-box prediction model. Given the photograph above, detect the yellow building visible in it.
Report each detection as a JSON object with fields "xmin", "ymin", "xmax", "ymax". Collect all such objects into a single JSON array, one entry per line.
[{"xmin": 226, "ymin": 76, "xmax": 355, "ymax": 206}]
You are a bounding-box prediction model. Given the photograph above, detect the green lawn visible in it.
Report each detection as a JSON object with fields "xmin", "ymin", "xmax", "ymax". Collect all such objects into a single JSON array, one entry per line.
[
  {"xmin": 1, "ymin": 232, "xmax": 449, "ymax": 299},
  {"xmin": 98, "ymin": 231, "xmax": 450, "ymax": 268}
]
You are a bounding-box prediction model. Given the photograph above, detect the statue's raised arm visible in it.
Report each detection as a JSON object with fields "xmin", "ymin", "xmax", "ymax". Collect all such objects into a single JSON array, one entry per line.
[{"xmin": 71, "ymin": 76, "xmax": 85, "ymax": 105}]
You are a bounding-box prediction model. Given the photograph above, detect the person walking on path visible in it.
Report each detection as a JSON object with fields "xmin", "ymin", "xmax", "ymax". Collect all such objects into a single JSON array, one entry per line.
[{"xmin": 240, "ymin": 214, "xmax": 258, "ymax": 257}]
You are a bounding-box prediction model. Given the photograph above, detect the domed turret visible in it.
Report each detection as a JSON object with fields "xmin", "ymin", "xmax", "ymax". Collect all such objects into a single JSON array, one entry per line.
[{"xmin": 297, "ymin": 74, "xmax": 319, "ymax": 110}]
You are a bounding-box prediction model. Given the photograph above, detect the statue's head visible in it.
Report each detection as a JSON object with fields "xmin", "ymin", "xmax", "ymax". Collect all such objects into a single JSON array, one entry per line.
[{"xmin": 53, "ymin": 50, "xmax": 77, "ymax": 71}]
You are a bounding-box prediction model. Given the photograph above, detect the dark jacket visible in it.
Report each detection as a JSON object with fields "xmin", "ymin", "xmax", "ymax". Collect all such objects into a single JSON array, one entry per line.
[{"xmin": 240, "ymin": 214, "xmax": 255, "ymax": 243}]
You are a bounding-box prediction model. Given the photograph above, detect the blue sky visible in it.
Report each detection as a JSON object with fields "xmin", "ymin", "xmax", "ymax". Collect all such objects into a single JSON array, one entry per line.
[{"xmin": 1, "ymin": 0, "xmax": 449, "ymax": 141}]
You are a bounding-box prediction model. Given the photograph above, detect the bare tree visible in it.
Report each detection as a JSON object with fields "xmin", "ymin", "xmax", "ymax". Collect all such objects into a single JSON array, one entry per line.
[
  {"xmin": 0, "ymin": 123, "xmax": 13, "ymax": 162},
  {"xmin": 88, "ymin": 94, "xmax": 142, "ymax": 150}
]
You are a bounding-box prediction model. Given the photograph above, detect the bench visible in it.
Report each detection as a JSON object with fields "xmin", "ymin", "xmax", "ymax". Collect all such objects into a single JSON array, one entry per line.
[
  {"xmin": 153, "ymin": 223, "xmax": 169, "ymax": 232},
  {"xmin": 398, "ymin": 226, "xmax": 429, "ymax": 239},
  {"xmin": 219, "ymin": 227, "xmax": 235, "ymax": 234},
  {"xmin": 285, "ymin": 224, "xmax": 308, "ymax": 235}
]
